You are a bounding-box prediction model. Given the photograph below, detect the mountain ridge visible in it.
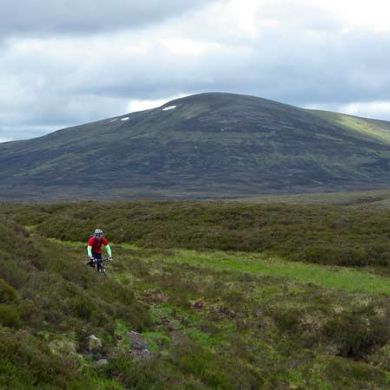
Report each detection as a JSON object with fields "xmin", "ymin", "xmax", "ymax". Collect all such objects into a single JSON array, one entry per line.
[{"xmin": 2, "ymin": 92, "xmax": 390, "ymax": 200}]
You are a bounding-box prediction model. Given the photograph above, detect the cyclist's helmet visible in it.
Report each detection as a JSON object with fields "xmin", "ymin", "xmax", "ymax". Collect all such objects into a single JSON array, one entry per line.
[{"xmin": 94, "ymin": 228, "xmax": 104, "ymax": 238}]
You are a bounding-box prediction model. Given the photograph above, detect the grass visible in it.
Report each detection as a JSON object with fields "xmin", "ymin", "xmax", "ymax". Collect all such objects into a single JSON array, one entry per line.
[
  {"xmin": 4, "ymin": 200, "xmax": 390, "ymax": 272},
  {"xmin": 236, "ymin": 188, "xmax": 390, "ymax": 206},
  {"xmin": 108, "ymin": 244, "xmax": 390, "ymax": 388},
  {"xmin": 0, "ymin": 220, "xmax": 150, "ymax": 388},
  {"xmin": 2, "ymin": 201, "xmax": 390, "ymax": 388},
  {"xmin": 57, "ymin": 239, "xmax": 390, "ymax": 295},
  {"xmin": 312, "ymin": 110, "xmax": 390, "ymax": 146},
  {"xmin": 138, "ymin": 247, "xmax": 390, "ymax": 295}
]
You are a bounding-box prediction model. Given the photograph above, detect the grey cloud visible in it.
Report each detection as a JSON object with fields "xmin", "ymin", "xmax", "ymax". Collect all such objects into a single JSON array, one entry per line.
[
  {"xmin": 3, "ymin": 28, "xmax": 390, "ymax": 142},
  {"xmin": 2, "ymin": 0, "xmax": 390, "ymax": 141},
  {"xmin": 0, "ymin": 94, "xmax": 130, "ymax": 141},
  {"xmin": 259, "ymin": 1, "xmax": 343, "ymax": 32},
  {"xmin": 0, "ymin": 0, "xmax": 211, "ymax": 37},
  {"xmin": 73, "ymin": 30, "xmax": 390, "ymax": 107},
  {"xmin": 0, "ymin": 125, "xmax": 61, "ymax": 142}
]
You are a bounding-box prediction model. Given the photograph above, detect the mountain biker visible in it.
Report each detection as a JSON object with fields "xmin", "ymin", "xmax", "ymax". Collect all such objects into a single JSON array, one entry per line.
[{"xmin": 87, "ymin": 228, "xmax": 113, "ymax": 267}]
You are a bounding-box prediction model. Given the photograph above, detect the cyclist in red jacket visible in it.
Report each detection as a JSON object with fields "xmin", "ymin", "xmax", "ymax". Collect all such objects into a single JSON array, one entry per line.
[{"xmin": 87, "ymin": 228, "xmax": 113, "ymax": 267}]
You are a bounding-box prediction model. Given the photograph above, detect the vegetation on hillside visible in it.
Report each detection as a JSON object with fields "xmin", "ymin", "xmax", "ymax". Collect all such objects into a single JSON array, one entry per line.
[
  {"xmin": 4, "ymin": 200, "xmax": 390, "ymax": 272},
  {"xmin": 2, "ymin": 201, "xmax": 390, "ymax": 388},
  {"xmin": 0, "ymin": 219, "xmax": 148, "ymax": 388},
  {"xmin": 2, "ymin": 93, "xmax": 390, "ymax": 200}
]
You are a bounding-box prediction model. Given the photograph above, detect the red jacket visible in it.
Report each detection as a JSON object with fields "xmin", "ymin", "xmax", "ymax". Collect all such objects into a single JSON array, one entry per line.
[{"xmin": 87, "ymin": 236, "xmax": 109, "ymax": 254}]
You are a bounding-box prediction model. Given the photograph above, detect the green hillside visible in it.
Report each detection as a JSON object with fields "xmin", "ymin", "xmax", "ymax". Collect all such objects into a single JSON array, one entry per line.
[
  {"xmin": 4, "ymin": 200, "xmax": 390, "ymax": 271},
  {"xmin": 2, "ymin": 93, "xmax": 390, "ymax": 200},
  {"xmin": 2, "ymin": 202, "xmax": 390, "ymax": 388}
]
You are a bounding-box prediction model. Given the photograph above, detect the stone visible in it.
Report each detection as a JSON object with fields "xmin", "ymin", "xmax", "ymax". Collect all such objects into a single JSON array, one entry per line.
[
  {"xmin": 192, "ymin": 300, "xmax": 204, "ymax": 309},
  {"xmin": 88, "ymin": 335, "xmax": 102, "ymax": 352},
  {"xmin": 128, "ymin": 331, "xmax": 148, "ymax": 351},
  {"xmin": 131, "ymin": 349, "xmax": 152, "ymax": 360}
]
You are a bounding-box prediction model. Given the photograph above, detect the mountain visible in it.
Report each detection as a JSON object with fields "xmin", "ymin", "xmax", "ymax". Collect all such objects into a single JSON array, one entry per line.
[{"xmin": 2, "ymin": 92, "xmax": 390, "ymax": 200}]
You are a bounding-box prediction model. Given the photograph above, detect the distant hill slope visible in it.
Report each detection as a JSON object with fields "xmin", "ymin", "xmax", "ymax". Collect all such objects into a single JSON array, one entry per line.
[{"xmin": 2, "ymin": 92, "xmax": 390, "ymax": 200}]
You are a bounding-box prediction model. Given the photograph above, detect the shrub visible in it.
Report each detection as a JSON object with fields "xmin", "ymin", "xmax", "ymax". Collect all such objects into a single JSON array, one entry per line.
[
  {"xmin": 0, "ymin": 278, "xmax": 17, "ymax": 303},
  {"xmin": 4, "ymin": 201, "xmax": 390, "ymax": 270},
  {"xmin": 323, "ymin": 308, "xmax": 390, "ymax": 358},
  {"xmin": 0, "ymin": 305, "xmax": 21, "ymax": 328}
]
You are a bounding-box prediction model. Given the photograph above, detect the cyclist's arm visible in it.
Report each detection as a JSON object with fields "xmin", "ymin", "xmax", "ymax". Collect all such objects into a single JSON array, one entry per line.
[
  {"xmin": 104, "ymin": 244, "xmax": 112, "ymax": 258},
  {"xmin": 87, "ymin": 245, "xmax": 93, "ymax": 258}
]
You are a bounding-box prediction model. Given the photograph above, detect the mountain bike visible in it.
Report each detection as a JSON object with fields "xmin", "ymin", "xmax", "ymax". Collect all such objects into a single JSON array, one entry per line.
[{"xmin": 88, "ymin": 257, "xmax": 110, "ymax": 275}]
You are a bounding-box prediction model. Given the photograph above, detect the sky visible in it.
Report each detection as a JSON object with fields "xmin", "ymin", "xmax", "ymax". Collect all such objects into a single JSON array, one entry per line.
[{"xmin": 1, "ymin": 0, "xmax": 390, "ymax": 141}]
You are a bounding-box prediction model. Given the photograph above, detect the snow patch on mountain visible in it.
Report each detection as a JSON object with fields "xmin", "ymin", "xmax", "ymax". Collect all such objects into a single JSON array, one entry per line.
[{"xmin": 162, "ymin": 105, "xmax": 176, "ymax": 111}]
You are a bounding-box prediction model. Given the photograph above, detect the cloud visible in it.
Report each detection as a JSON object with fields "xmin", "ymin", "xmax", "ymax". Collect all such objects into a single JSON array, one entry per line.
[
  {"xmin": 127, "ymin": 94, "xmax": 187, "ymax": 113},
  {"xmin": 0, "ymin": 0, "xmax": 211, "ymax": 37},
  {"xmin": 299, "ymin": 0, "xmax": 390, "ymax": 33},
  {"xmin": 306, "ymin": 101, "xmax": 390, "ymax": 121},
  {"xmin": 342, "ymin": 102, "xmax": 390, "ymax": 119},
  {"xmin": 1, "ymin": 0, "xmax": 390, "ymax": 141},
  {"xmin": 0, "ymin": 125, "xmax": 58, "ymax": 142}
]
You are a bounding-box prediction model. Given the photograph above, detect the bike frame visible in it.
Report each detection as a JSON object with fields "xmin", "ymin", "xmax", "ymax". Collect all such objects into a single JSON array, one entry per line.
[{"xmin": 92, "ymin": 257, "xmax": 109, "ymax": 274}]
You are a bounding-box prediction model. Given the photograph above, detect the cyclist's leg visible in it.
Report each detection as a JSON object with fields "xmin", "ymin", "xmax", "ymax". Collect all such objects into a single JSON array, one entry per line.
[{"xmin": 94, "ymin": 252, "xmax": 103, "ymax": 271}]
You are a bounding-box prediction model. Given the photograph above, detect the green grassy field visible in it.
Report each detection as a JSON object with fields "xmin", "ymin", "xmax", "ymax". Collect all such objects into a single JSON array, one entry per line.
[
  {"xmin": 143, "ymin": 248, "xmax": 390, "ymax": 295},
  {"xmin": 2, "ymin": 201, "xmax": 390, "ymax": 388}
]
